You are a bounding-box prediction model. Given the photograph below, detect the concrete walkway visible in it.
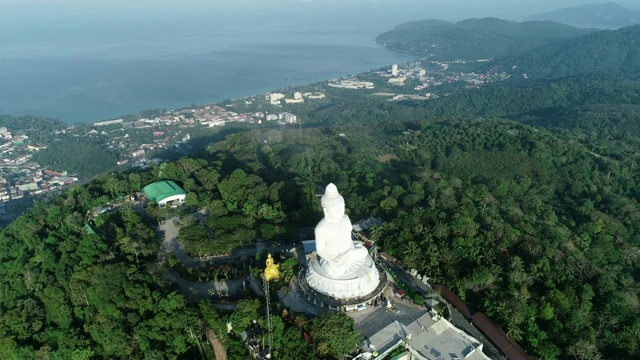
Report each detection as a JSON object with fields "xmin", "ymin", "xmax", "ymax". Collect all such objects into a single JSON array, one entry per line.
[
  {"xmin": 164, "ymin": 268, "xmax": 248, "ymax": 302},
  {"xmin": 156, "ymin": 215, "xmax": 294, "ymax": 302},
  {"xmin": 157, "ymin": 217, "xmax": 249, "ymax": 301}
]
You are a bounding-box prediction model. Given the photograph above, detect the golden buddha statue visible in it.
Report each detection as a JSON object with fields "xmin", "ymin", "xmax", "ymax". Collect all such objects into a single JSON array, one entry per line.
[{"xmin": 264, "ymin": 253, "xmax": 280, "ymax": 281}]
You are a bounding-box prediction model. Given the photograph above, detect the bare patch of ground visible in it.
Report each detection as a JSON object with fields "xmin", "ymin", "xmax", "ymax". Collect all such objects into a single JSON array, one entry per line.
[
  {"xmin": 206, "ymin": 327, "xmax": 227, "ymax": 360},
  {"xmin": 377, "ymin": 154, "xmax": 398, "ymax": 163}
]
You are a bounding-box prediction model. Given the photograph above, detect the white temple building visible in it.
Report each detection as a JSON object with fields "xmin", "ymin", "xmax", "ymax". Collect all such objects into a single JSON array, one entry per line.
[{"xmin": 358, "ymin": 312, "xmax": 491, "ymax": 360}]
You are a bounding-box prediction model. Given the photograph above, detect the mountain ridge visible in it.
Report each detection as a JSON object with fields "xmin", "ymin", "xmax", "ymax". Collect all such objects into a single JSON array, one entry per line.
[
  {"xmin": 376, "ymin": 17, "xmax": 597, "ymax": 60},
  {"xmin": 527, "ymin": 2, "xmax": 640, "ymax": 29}
]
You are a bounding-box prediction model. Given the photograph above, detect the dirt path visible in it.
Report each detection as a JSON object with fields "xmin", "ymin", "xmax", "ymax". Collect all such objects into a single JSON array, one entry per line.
[{"xmin": 206, "ymin": 327, "xmax": 227, "ymax": 360}]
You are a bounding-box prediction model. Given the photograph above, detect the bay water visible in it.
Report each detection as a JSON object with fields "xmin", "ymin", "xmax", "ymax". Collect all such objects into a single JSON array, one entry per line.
[{"xmin": 0, "ymin": 11, "xmax": 417, "ymax": 124}]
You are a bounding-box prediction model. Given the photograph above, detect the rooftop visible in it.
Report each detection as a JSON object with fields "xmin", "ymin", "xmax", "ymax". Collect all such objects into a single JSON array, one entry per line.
[
  {"xmin": 362, "ymin": 312, "xmax": 491, "ymax": 360},
  {"xmin": 142, "ymin": 180, "xmax": 186, "ymax": 203},
  {"xmin": 409, "ymin": 316, "xmax": 490, "ymax": 360},
  {"xmin": 352, "ymin": 217, "xmax": 383, "ymax": 232}
]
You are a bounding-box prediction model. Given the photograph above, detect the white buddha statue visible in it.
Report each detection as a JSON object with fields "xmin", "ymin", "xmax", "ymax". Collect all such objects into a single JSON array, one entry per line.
[{"xmin": 315, "ymin": 183, "xmax": 369, "ymax": 278}]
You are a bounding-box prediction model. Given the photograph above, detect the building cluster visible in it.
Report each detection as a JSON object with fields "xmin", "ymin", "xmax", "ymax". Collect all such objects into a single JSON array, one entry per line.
[
  {"xmin": 265, "ymin": 112, "xmax": 297, "ymax": 124},
  {"xmin": 0, "ymin": 167, "xmax": 78, "ymax": 204},
  {"xmin": 93, "ymin": 105, "xmax": 301, "ymax": 167},
  {"xmin": 0, "ymin": 126, "xmax": 13, "ymax": 139},
  {"xmin": 372, "ymin": 61, "xmax": 509, "ymax": 102},
  {"xmin": 0, "ymin": 128, "xmax": 80, "ymax": 212},
  {"xmin": 328, "ymin": 78, "xmax": 375, "ymax": 89},
  {"xmin": 193, "ymin": 105, "xmax": 264, "ymax": 127},
  {"xmin": 266, "ymin": 91, "xmax": 326, "ymax": 105}
]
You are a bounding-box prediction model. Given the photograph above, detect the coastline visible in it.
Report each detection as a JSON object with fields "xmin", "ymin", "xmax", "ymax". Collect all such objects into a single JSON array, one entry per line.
[{"xmin": 0, "ymin": 43, "xmax": 417, "ymax": 125}]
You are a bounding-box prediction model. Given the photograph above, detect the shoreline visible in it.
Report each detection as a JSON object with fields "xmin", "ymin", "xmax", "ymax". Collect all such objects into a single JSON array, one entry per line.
[{"xmin": 0, "ymin": 45, "xmax": 418, "ymax": 125}]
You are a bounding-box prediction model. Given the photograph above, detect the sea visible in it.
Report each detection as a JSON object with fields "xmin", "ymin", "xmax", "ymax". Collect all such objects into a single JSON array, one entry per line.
[{"xmin": 0, "ymin": 9, "xmax": 418, "ymax": 124}]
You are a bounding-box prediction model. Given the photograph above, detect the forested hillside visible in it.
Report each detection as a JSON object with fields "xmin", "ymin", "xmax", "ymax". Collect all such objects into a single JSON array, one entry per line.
[
  {"xmin": 491, "ymin": 25, "xmax": 640, "ymax": 79},
  {"xmin": 377, "ymin": 120, "xmax": 640, "ymax": 358},
  {"xmin": 0, "ymin": 115, "xmax": 62, "ymax": 134},
  {"xmin": 0, "ymin": 181, "xmax": 208, "ymax": 359},
  {"xmin": 211, "ymin": 119, "xmax": 639, "ymax": 358},
  {"xmin": 2, "ymin": 109, "xmax": 638, "ymax": 358},
  {"xmin": 0, "ymin": 153, "xmax": 349, "ymax": 359},
  {"xmin": 31, "ymin": 136, "xmax": 119, "ymax": 178},
  {"xmin": 376, "ymin": 17, "xmax": 595, "ymax": 60},
  {"xmin": 408, "ymin": 74, "xmax": 640, "ymax": 166}
]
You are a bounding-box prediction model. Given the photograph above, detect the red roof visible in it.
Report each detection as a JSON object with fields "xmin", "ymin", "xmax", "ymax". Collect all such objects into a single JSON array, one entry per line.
[
  {"xmin": 472, "ymin": 312, "xmax": 532, "ymax": 360},
  {"xmin": 432, "ymin": 284, "xmax": 474, "ymax": 320},
  {"xmin": 431, "ymin": 284, "xmax": 531, "ymax": 359}
]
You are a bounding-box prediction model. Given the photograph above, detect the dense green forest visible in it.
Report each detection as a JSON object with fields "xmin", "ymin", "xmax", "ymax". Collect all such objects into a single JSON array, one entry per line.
[
  {"xmin": 376, "ymin": 17, "xmax": 595, "ymax": 60},
  {"xmin": 0, "ymin": 115, "xmax": 63, "ymax": 135},
  {"xmin": 31, "ymin": 136, "xmax": 119, "ymax": 178},
  {"xmin": 0, "ymin": 152, "xmax": 361, "ymax": 359},
  {"xmin": 3, "ymin": 66, "xmax": 640, "ymax": 359},
  {"xmin": 490, "ymin": 25, "xmax": 640, "ymax": 79},
  {"xmin": 2, "ymin": 109, "xmax": 638, "ymax": 358},
  {"xmin": 207, "ymin": 117, "xmax": 639, "ymax": 359}
]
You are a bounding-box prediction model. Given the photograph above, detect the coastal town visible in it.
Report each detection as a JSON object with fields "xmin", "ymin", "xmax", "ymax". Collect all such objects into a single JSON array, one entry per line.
[{"xmin": 0, "ymin": 59, "xmax": 508, "ymax": 224}]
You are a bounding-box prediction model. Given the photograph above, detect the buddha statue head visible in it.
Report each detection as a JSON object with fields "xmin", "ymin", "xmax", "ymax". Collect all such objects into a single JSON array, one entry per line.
[{"xmin": 321, "ymin": 183, "xmax": 345, "ymax": 223}]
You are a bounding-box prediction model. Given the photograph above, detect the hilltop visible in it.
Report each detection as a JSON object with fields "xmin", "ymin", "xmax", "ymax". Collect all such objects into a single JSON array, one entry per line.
[
  {"xmin": 527, "ymin": 2, "xmax": 640, "ymax": 29},
  {"xmin": 1, "ymin": 109, "xmax": 639, "ymax": 359},
  {"xmin": 376, "ymin": 17, "xmax": 596, "ymax": 60}
]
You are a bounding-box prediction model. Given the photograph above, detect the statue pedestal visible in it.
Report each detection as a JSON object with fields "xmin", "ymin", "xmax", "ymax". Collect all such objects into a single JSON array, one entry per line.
[{"xmin": 305, "ymin": 252, "xmax": 381, "ymax": 299}]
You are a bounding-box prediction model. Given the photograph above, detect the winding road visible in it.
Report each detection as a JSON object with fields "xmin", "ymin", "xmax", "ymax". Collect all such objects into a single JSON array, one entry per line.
[{"xmin": 157, "ymin": 217, "xmax": 247, "ymax": 301}]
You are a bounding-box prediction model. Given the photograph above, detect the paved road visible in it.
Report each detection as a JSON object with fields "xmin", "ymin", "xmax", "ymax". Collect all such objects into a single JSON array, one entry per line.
[
  {"xmin": 158, "ymin": 217, "xmax": 206, "ymax": 267},
  {"xmin": 156, "ymin": 216, "xmax": 297, "ymax": 301},
  {"xmin": 165, "ymin": 268, "xmax": 248, "ymax": 301},
  {"xmin": 158, "ymin": 216, "xmax": 296, "ymax": 266}
]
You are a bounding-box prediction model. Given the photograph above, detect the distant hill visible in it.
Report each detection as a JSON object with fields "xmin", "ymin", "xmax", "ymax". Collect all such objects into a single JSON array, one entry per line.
[
  {"xmin": 376, "ymin": 17, "xmax": 596, "ymax": 60},
  {"xmin": 492, "ymin": 25, "xmax": 640, "ymax": 79},
  {"xmin": 527, "ymin": 2, "xmax": 640, "ymax": 29},
  {"xmin": 392, "ymin": 19, "xmax": 452, "ymax": 30}
]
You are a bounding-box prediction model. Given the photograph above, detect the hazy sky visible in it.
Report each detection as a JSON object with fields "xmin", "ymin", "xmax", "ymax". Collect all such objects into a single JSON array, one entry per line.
[
  {"xmin": 3, "ymin": 0, "xmax": 639, "ymax": 24},
  {"xmin": 2, "ymin": 0, "xmax": 639, "ymax": 40}
]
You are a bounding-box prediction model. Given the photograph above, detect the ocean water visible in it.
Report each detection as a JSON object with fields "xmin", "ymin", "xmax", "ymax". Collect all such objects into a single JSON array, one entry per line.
[{"xmin": 0, "ymin": 12, "xmax": 417, "ymax": 124}]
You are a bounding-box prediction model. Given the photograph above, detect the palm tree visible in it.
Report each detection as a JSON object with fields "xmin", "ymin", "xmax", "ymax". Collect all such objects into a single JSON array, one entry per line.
[
  {"xmin": 179, "ymin": 214, "xmax": 198, "ymax": 227},
  {"xmin": 403, "ymin": 241, "xmax": 423, "ymax": 270},
  {"xmin": 368, "ymin": 225, "xmax": 383, "ymax": 243},
  {"xmin": 63, "ymin": 212, "xmax": 83, "ymax": 234},
  {"xmin": 506, "ymin": 325, "xmax": 523, "ymax": 342}
]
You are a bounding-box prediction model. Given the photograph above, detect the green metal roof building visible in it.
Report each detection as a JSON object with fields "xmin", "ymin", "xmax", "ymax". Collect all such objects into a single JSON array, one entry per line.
[{"xmin": 142, "ymin": 180, "xmax": 186, "ymax": 206}]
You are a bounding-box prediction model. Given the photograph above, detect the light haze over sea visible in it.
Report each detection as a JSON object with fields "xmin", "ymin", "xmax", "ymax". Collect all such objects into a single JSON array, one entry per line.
[{"xmin": 2, "ymin": 0, "xmax": 633, "ymax": 124}]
